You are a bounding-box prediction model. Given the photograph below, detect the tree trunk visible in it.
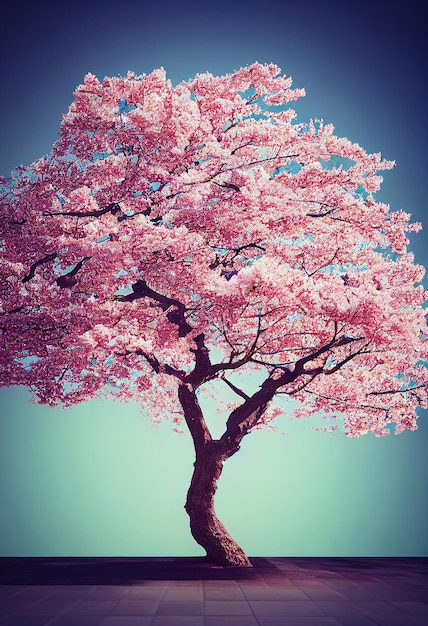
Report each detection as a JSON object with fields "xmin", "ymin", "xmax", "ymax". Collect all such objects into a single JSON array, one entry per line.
[{"xmin": 185, "ymin": 441, "xmax": 252, "ymax": 567}]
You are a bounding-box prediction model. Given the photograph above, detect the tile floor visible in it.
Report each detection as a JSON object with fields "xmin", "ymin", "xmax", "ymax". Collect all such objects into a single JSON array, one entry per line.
[{"xmin": 0, "ymin": 557, "xmax": 427, "ymax": 626}]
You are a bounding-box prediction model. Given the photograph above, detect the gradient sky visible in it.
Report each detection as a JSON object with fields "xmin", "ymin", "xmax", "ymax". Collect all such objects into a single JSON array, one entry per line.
[{"xmin": 0, "ymin": 0, "xmax": 427, "ymax": 558}]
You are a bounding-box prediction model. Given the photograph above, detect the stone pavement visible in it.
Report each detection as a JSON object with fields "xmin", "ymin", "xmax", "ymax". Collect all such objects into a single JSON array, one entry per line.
[{"xmin": 1, "ymin": 557, "xmax": 427, "ymax": 625}]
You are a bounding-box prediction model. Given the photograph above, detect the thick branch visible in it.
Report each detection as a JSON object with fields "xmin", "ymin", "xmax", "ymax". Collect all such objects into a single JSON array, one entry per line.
[
  {"xmin": 43, "ymin": 201, "xmax": 121, "ymax": 219},
  {"xmin": 178, "ymin": 383, "xmax": 212, "ymax": 457},
  {"xmin": 210, "ymin": 355, "xmax": 252, "ymax": 377},
  {"xmin": 4, "ymin": 306, "xmax": 25, "ymax": 315},
  {"xmin": 116, "ymin": 279, "xmax": 193, "ymax": 337},
  {"xmin": 219, "ymin": 373, "xmax": 292, "ymax": 447},
  {"xmin": 187, "ymin": 333, "xmax": 213, "ymax": 385},
  {"xmin": 217, "ymin": 332, "xmax": 367, "ymax": 449},
  {"xmin": 22, "ymin": 253, "xmax": 57, "ymax": 283}
]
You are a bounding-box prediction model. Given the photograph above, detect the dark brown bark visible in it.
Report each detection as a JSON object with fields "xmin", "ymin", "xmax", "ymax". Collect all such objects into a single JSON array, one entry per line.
[
  {"xmin": 116, "ymin": 279, "xmax": 192, "ymax": 337},
  {"xmin": 177, "ymin": 330, "xmax": 367, "ymax": 567},
  {"xmin": 22, "ymin": 253, "xmax": 57, "ymax": 283},
  {"xmin": 184, "ymin": 441, "xmax": 252, "ymax": 567},
  {"xmin": 178, "ymin": 383, "xmax": 252, "ymax": 567}
]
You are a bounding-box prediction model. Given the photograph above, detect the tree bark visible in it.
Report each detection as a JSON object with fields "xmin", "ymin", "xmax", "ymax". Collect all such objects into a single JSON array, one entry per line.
[{"xmin": 184, "ymin": 441, "xmax": 252, "ymax": 567}]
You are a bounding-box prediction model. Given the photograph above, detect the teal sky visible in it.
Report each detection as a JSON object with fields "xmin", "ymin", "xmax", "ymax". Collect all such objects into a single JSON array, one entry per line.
[
  {"xmin": 0, "ymin": 0, "xmax": 427, "ymax": 557},
  {"xmin": 1, "ymin": 384, "xmax": 427, "ymax": 557}
]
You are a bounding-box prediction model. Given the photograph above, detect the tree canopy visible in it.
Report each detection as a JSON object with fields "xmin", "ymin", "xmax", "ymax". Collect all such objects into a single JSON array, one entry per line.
[{"xmin": 1, "ymin": 63, "xmax": 427, "ymax": 440}]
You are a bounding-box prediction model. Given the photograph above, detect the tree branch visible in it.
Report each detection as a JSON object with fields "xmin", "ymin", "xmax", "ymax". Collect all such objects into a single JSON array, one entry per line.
[
  {"xmin": 215, "ymin": 331, "xmax": 367, "ymax": 451},
  {"xmin": 178, "ymin": 383, "xmax": 212, "ymax": 457},
  {"xmin": 287, "ymin": 373, "xmax": 318, "ymax": 395},
  {"xmin": 209, "ymin": 242, "xmax": 266, "ymax": 270},
  {"xmin": 182, "ymin": 153, "xmax": 301, "ymax": 189},
  {"xmin": 43, "ymin": 201, "xmax": 121, "ymax": 219},
  {"xmin": 306, "ymin": 389, "xmax": 390, "ymax": 413},
  {"xmin": 322, "ymin": 343, "xmax": 370, "ymax": 375},
  {"xmin": 220, "ymin": 375, "xmax": 251, "ymax": 401},
  {"xmin": 187, "ymin": 333, "xmax": 213, "ymax": 385},
  {"xmin": 56, "ymin": 256, "xmax": 91, "ymax": 288},
  {"xmin": 22, "ymin": 253, "xmax": 57, "ymax": 283},
  {"xmin": 116, "ymin": 349, "xmax": 186, "ymax": 379},
  {"xmin": 306, "ymin": 202, "xmax": 337, "ymax": 218},
  {"xmin": 219, "ymin": 153, "xmax": 301, "ymax": 175},
  {"xmin": 115, "ymin": 279, "xmax": 193, "ymax": 337},
  {"xmin": 213, "ymin": 181, "xmax": 241, "ymax": 192},
  {"xmin": 305, "ymin": 248, "xmax": 339, "ymax": 277},
  {"xmin": 367, "ymin": 384, "xmax": 425, "ymax": 397},
  {"xmin": 294, "ymin": 334, "xmax": 365, "ymax": 376},
  {"xmin": 219, "ymin": 371, "xmax": 293, "ymax": 448}
]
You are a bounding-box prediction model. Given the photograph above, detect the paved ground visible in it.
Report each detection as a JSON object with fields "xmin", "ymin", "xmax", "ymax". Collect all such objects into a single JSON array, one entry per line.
[{"xmin": 1, "ymin": 557, "xmax": 427, "ymax": 625}]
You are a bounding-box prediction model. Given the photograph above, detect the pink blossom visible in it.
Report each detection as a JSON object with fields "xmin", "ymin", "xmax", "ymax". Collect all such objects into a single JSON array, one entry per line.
[{"xmin": 0, "ymin": 62, "xmax": 426, "ymax": 445}]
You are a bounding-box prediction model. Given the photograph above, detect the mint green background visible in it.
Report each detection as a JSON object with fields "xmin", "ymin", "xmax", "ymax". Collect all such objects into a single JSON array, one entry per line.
[{"xmin": 1, "ymin": 382, "xmax": 427, "ymax": 557}]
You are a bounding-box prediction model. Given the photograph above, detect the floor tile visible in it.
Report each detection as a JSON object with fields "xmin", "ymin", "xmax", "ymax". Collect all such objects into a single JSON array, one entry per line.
[
  {"xmin": 1, "ymin": 556, "xmax": 427, "ymax": 626},
  {"xmin": 391, "ymin": 600, "xmax": 428, "ymax": 619},
  {"xmin": 21, "ymin": 600, "xmax": 78, "ymax": 615},
  {"xmin": 63, "ymin": 600, "xmax": 119, "ymax": 615},
  {"xmin": 334, "ymin": 617, "xmax": 381, "ymax": 626},
  {"xmin": 8, "ymin": 590, "xmax": 53, "ymax": 603},
  {"xmin": 167, "ymin": 580, "xmax": 203, "ymax": 586},
  {"xmin": 155, "ymin": 600, "xmax": 204, "ymax": 615},
  {"xmin": 301, "ymin": 586, "xmax": 346, "ymax": 601},
  {"xmin": 314, "ymin": 601, "xmax": 364, "ymax": 616},
  {"xmin": 240, "ymin": 586, "xmax": 285, "ymax": 600},
  {"xmin": 49, "ymin": 617, "xmax": 105, "ymax": 626},
  {"xmin": 204, "ymin": 600, "xmax": 252, "ymax": 615},
  {"xmin": 250, "ymin": 600, "xmax": 325, "ymax": 617},
  {"xmin": 205, "ymin": 616, "xmax": 259, "ymax": 626},
  {"xmin": 125, "ymin": 588, "xmax": 166, "ymax": 600},
  {"xmin": 363, "ymin": 615, "xmax": 426, "ymax": 626},
  {"xmin": 99, "ymin": 617, "xmax": 153, "ymax": 626},
  {"xmin": 330, "ymin": 587, "xmax": 379, "ymax": 601},
  {"xmin": 0, "ymin": 587, "xmax": 26, "ymax": 599},
  {"xmin": 108, "ymin": 600, "xmax": 159, "ymax": 615},
  {"xmin": 354, "ymin": 599, "xmax": 419, "ymax": 620},
  {"xmin": 1, "ymin": 600, "xmax": 36, "ymax": 616},
  {"xmin": 204, "ymin": 585, "xmax": 244, "ymax": 600},
  {"xmin": 85, "ymin": 587, "xmax": 131, "ymax": 600},
  {"xmin": 162, "ymin": 587, "xmax": 203, "ymax": 600},
  {"xmin": 151, "ymin": 617, "xmax": 204, "ymax": 626},
  {"xmin": 0, "ymin": 617, "xmax": 53, "ymax": 626},
  {"xmin": 45, "ymin": 589, "xmax": 94, "ymax": 601},
  {"xmin": 257, "ymin": 618, "xmax": 341, "ymax": 626},
  {"xmin": 273, "ymin": 587, "xmax": 312, "ymax": 600}
]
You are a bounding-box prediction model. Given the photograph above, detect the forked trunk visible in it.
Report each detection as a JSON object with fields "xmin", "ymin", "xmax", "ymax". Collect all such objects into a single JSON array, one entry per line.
[{"xmin": 185, "ymin": 442, "xmax": 252, "ymax": 567}]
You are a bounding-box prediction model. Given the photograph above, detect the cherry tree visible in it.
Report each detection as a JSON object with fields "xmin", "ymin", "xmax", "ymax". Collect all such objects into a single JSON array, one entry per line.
[{"xmin": 1, "ymin": 64, "xmax": 427, "ymax": 566}]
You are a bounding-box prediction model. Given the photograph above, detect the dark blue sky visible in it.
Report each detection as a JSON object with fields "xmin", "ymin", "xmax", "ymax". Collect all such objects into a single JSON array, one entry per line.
[{"xmin": 1, "ymin": 0, "xmax": 427, "ymax": 557}]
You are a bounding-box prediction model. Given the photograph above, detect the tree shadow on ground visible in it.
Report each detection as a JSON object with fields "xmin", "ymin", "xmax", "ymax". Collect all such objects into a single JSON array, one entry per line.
[{"xmin": 0, "ymin": 556, "xmax": 281, "ymax": 585}]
